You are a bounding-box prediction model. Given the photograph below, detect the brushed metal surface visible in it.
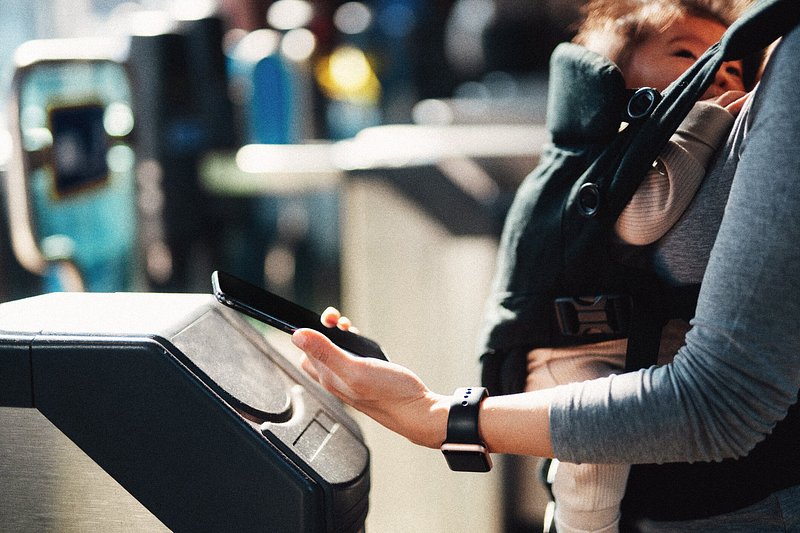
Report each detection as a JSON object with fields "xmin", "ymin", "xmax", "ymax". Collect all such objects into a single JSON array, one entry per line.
[{"xmin": 0, "ymin": 407, "xmax": 168, "ymax": 532}]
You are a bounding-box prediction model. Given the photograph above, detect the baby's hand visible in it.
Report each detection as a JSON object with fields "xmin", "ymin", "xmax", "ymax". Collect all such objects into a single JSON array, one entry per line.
[
  {"xmin": 321, "ymin": 306, "xmax": 360, "ymax": 334},
  {"xmin": 709, "ymin": 90, "xmax": 750, "ymax": 116}
]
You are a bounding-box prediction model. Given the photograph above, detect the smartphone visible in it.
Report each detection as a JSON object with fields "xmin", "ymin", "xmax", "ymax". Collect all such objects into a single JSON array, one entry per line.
[{"xmin": 212, "ymin": 270, "xmax": 388, "ymax": 361}]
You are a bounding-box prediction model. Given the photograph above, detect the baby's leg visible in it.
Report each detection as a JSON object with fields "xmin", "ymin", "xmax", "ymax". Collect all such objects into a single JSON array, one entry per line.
[
  {"xmin": 551, "ymin": 461, "xmax": 630, "ymax": 533},
  {"xmin": 526, "ymin": 344, "xmax": 627, "ymax": 532}
]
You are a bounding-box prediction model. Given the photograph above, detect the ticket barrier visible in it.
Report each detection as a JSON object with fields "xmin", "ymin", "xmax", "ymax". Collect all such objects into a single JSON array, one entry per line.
[
  {"xmin": 337, "ymin": 124, "xmax": 546, "ymax": 236},
  {"xmin": 0, "ymin": 292, "xmax": 370, "ymax": 532}
]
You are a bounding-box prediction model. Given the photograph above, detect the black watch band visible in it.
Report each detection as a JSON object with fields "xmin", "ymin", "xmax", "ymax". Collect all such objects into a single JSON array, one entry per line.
[{"xmin": 441, "ymin": 387, "xmax": 492, "ymax": 472}]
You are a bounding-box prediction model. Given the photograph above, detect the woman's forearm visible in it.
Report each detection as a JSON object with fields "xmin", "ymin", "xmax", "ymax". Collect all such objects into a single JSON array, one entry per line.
[{"xmin": 480, "ymin": 390, "xmax": 555, "ymax": 457}]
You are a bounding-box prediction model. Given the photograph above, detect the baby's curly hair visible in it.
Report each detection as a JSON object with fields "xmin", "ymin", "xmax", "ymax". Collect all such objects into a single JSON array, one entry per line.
[{"xmin": 573, "ymin": 0, "xmax": 752, "ymax": 72}]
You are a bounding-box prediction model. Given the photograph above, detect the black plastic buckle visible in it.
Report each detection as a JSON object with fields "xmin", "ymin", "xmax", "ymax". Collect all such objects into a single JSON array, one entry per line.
[
  {"xmin": 554, "ymin": 294, "xmax": 632, "ymax": 337},
  {"xmin": 626, "ymin": 87, "xmax": 661, "ymax": 121}
]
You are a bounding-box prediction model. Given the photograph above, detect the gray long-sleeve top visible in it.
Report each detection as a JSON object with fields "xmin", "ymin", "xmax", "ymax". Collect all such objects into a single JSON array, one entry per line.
[{"xmin": 550, "ymin": 25, "xmax": 800, "ymax": 466}]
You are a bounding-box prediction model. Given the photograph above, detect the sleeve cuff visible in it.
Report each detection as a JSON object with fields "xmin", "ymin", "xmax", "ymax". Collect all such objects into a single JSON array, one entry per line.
[{"xmin": 675, "ymin": 101, "xmax": 736, "ymax": 153}]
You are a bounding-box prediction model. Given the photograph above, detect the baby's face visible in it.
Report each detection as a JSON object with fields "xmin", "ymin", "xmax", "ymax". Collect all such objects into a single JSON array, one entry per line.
[{"xmin": 624, "ymin": 15, "xmax": 745, "ymax": 97}]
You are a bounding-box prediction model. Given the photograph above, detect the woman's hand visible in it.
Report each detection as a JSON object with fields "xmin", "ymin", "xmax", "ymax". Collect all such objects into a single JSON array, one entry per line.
[
  {"xmin": 298, "ymin": 307, "xmax": 555, "ymax": 457},
  {"xmin": 293, "ymin": 326, "xmax": 450, "ymax": 449}
]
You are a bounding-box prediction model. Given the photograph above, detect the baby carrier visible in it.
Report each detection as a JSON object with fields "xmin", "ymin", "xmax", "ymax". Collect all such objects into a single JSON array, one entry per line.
[{"xmin": 477, "ymin": 0, "xmax": 800, "ymax": 525}]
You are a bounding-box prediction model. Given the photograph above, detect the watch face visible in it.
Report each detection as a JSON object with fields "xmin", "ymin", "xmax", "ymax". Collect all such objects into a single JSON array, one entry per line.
[{"xmin": 441, "ymin": 443, "xmax": 492, "ymax": 473}]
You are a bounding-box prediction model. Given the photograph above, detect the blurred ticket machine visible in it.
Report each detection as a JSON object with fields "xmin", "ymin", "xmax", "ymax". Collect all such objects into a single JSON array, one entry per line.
[
  {"xmin": 5, "ymin": 38, "xmax": 139, "ymax": 293},
  {"xmin": 0, "ymin": 292, "xmax": 370, "ymax": 532}
]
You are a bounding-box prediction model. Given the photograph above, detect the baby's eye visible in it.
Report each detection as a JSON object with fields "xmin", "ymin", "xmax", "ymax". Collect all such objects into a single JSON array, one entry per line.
[
  {"xmin": 674, "ymin": 49, "xmax": 696, "ymax": 60},
  {"xmin": 725, "ymin": 64, "xmax": 743, "ymax": 79}
]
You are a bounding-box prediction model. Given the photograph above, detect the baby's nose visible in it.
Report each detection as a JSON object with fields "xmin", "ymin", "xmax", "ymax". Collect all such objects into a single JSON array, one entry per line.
[
  {"xmin": 715, "ymin": 62, "xmax": 744, "ymax": 91},
  {"xmin": 714, "ymin": 69, "xmax": 731, "ymax": 90}
]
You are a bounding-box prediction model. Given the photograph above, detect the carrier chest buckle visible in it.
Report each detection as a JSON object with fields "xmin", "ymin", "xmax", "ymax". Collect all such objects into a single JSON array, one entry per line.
[{"xmin": 554, "ymin": 294, "xmax": 632, "ymax": 337}]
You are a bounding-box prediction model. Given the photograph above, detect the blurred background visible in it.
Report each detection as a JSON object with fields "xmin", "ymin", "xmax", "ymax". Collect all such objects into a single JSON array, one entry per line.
[{"xmin": 0, "ymin": 0, "xmax": 586, "ymax": 531}]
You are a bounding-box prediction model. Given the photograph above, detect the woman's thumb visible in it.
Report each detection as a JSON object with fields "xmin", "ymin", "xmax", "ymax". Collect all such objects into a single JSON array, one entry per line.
[{"xmin": 292, "ymin": 328, "xmax": 341, "ymax": 368}]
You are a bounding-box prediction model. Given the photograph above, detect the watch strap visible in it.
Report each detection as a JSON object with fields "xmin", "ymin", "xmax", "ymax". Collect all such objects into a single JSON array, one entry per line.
[{"xmin": 445, "ymin": 387, "xmax": 488, "ymax": 444}]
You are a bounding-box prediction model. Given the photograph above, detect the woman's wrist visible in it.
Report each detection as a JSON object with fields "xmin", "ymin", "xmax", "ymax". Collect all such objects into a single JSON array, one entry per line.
[
  {"xmin": 414, "ymin": 392, "xmax": 450, "ymax": 449},
  {"xmin": 372, "ymin": 390, "xmax": 451, "ymax": 450}
]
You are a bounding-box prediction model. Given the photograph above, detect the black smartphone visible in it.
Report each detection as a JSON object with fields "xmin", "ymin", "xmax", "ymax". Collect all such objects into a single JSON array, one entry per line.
[{"xmin": 211, "ymin": 270, "xmax": 388, "ymax": 361}]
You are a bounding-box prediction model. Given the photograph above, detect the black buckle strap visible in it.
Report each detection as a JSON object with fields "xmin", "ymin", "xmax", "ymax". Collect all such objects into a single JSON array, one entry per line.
[
  {"xmin": 554, "ymin": 294, "xmax": 632, "ymax": 337},
  {"xmin": 554, "ymin": 285, "xmax": 699, "ymax": 370}
]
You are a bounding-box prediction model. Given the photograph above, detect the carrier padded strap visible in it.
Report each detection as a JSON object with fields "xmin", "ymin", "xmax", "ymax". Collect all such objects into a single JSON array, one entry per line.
[
  {"xmin": 624, "ymin": 282, "xmax": 700, "ymax": 371},
  {"xmin": 546, "ymin": 43, "xmax": 627, "ymax": 145},
  {"xmin": 624, "ymin": 312, "xmax": 664, "ymax": 372},
  {"xmin": 722, "ymin": 0, "xmax": 800, "ymax": 60}
]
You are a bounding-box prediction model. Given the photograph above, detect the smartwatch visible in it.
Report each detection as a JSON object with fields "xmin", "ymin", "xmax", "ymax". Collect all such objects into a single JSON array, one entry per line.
[{"xmin": 441, "ymin": 387, "xmax": 492, "ymax": 472}]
